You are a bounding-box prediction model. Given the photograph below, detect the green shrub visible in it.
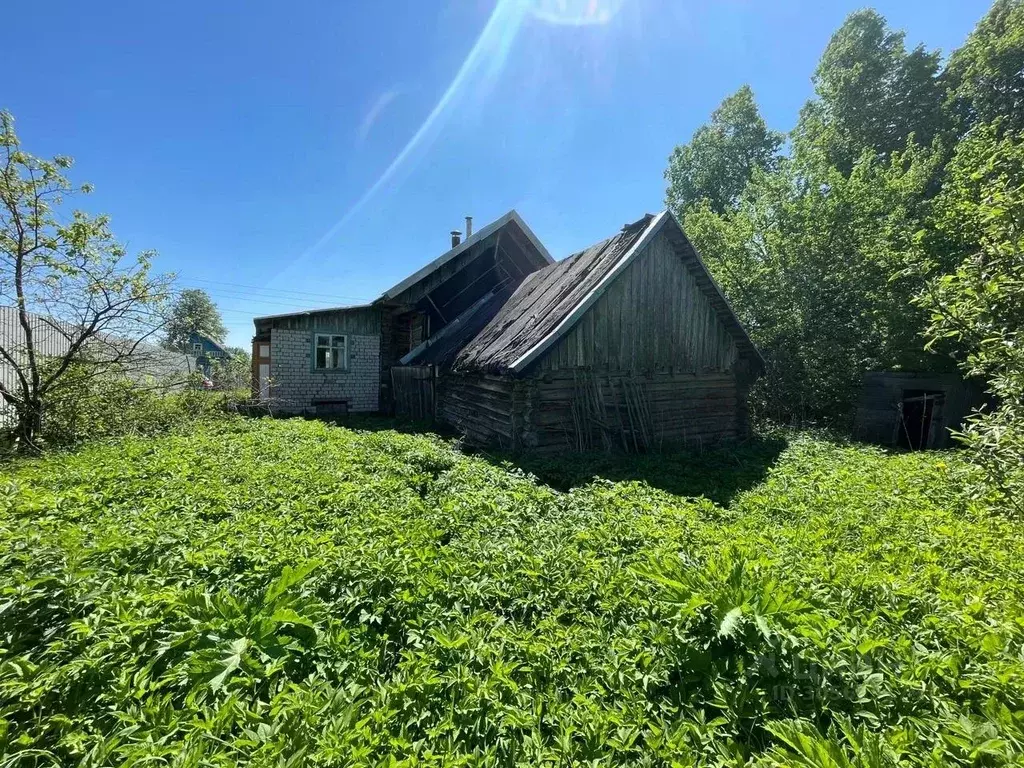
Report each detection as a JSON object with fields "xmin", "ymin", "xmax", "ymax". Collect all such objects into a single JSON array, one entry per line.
[
  {"xmin": 0, "ymin": 421, "xmax": 1022, "ymax": 766},
  {"xmin": 26, "ymin": 365, "xmax": 237, "ymax": 450},
  {"xmin": 918, "ymin": 123, "xmax": 1024, "ymax": 516}
]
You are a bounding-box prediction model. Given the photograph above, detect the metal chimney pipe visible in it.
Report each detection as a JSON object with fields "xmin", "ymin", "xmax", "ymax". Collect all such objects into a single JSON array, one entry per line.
[
  {"xmin": 465, "ymin": 216, "xmax": 473, "ymax": 239},
  {"xmin": 450, "ymin": 230, "xmax": 461, "ymax": 248}
]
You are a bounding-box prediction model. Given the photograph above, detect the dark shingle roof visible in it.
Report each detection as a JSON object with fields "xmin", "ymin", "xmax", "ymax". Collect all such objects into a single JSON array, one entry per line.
[
  {"xmin": 452, "ymin": 211, "xmax": 763, "ymax": 375},
  {"xmin": 453, "ymin": 215, "xmax": 656, "ymax": 373}
]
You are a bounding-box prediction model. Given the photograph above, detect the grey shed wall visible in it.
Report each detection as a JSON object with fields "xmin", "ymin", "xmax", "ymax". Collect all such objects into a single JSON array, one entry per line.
[{"xmin": 853, "ymin": 371, "xmax": 982, "ymax": 449}]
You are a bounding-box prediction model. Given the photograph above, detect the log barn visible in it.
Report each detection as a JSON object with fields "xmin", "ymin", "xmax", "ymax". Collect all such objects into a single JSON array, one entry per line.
[{"xmin": 405, "ymin": 211, "xmax": 763, "ymax": 452}]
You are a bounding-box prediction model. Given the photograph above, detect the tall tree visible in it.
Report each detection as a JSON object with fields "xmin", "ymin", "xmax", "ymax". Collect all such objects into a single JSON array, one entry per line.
[
  {"xmin": 684, "ymin": 142, "xmax": 944, "ymax": 423},
  {"xmin": 665, "ymin": 85, "xmax": 782, "ymax": 215},
  {"xmin": 943, "ymin": 0, "xmax": 1024, "ymax": 137},
  {"xmin": 917, "ymin": 123, "xmax": 1024, "ymax": 512},
  {"xmin": 0, "ymin": 111, "xmax": 172, "ymax": 450},
  {"xmin": 164, "ymin": 288, "xmax": 226, "ymax": 351},
  {"xmin": 794, "ymin": 10, "xmax": 947, "ymax": 172}
]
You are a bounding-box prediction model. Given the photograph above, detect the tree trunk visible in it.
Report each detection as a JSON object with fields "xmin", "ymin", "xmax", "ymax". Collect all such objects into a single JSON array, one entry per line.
[{"xmin": 15, "ymin": 401, "xmax": 43, "ymax": 454}]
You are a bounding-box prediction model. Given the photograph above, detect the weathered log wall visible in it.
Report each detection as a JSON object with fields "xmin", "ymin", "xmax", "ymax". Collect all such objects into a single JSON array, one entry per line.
[
  {"xmin": 438, "ymin": 368, "xmax": 743, "ymax": 454},
  {"xmin": 521, "ymin": 369, "xmax": 739, "ymax": 453},
  {"xmin": 437, "ymin": 372, "xmax": 519, "ymax": 450}
]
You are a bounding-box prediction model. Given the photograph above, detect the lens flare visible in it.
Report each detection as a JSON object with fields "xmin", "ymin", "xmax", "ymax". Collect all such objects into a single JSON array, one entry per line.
[
  {"xmin": 529, "ymin": 0, "xmax": 626, "ymax": 26},
  {"xmin": 291, "ymin": 0, "xmax": 532, "ymax": 265},
  {"xmin": 289, "ymin": 0, "xmax": 625, "ymax": 269}
]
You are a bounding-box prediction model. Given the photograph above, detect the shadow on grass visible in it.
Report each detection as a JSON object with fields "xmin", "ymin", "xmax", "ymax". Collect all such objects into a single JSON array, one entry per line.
[
  {"xmin": 481, "ymin": 436, "xmax": 789, "ymax": 507},
  {"xmin": 340, "ymin": 413, "xmax": 458, "ymax": 439},
  {"xmin": 312, "ymin": 414, "xmax": 787, "ymax": 507}
]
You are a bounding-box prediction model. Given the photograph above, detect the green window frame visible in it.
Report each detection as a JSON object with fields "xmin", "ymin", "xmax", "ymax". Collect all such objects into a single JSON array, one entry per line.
[{"xmin": 312, "ymin": 333, "xmax": 348, "ymax": 371}]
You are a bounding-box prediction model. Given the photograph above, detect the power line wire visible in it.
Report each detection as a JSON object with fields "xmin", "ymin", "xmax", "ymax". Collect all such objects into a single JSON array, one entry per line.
[
  {"xmin": 178, "ymin": 276, "xmax": 372, "ymax": 303},
  {"xmin": 174, "ymin": 291, "xmax": 348, "ymax": 312},
  {"xmin": 171, "ymin": 286, "xmax": 368, "ymax": 312}
]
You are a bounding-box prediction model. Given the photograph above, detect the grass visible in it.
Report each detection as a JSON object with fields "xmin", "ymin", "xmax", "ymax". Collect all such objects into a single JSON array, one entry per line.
[{"xmin": 1, "ymin": 417, "xmax": 1022, "ymax": 766}]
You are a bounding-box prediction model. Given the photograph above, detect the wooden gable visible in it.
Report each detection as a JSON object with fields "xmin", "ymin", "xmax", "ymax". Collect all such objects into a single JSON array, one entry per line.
[{"xmin": 535, "ymin": 225, "xmax": 739, "ymax": 373}]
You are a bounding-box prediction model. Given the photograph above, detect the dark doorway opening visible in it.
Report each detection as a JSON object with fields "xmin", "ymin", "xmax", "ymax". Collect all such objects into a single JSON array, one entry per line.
[{"xmin": 898, "ymin": 389, "xmax": 945, "ymax": 450}]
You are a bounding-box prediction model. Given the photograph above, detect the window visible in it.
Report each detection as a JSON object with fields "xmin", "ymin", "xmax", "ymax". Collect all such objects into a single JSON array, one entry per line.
[
  {"xmin": 314, "ymin": 333, "xmax": 347, "ymax": 370},
  {"xmin": 192, "ymin": 342, "xmax": 203, "ymax": 356}
]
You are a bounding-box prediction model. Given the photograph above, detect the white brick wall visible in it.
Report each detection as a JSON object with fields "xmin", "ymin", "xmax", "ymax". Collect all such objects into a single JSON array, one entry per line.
[{"xmin": 269, "ymin": 329, "xmax": 380, "ymax": 412}]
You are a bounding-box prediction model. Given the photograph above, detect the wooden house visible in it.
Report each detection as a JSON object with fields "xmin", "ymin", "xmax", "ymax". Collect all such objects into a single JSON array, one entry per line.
[
  {"xmin": 418, "ymin": 211, "xmax": 764, "ymax": 452},
  {"xmin": 252, "ymin": 209, "xmax": 763, "ymax": 452},
  {"xmin": 188, "ymin": 331, "xmax": 231, "ymax": 378},
  {"xmin": 250, "ymin": 211, "xmax": 552, "ymax": 415}
]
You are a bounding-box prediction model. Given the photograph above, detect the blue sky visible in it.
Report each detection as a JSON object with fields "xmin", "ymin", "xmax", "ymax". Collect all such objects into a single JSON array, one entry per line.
[{"xmin": 3, "ymin": 0, "xmax": 990, "ymax": 348}]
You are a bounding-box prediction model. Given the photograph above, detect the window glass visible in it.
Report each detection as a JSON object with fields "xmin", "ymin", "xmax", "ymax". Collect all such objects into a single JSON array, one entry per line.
[{"xmin": 314, "ymin": 334, "xmax": 346, "ymax": 369}]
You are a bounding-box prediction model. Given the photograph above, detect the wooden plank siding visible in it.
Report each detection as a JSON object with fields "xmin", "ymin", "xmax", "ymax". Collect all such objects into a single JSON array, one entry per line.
[
  {"xmin": 534, "ymin": 228, "xmax": 738, "ymax": 374},
  {"xmin": 253, "ymin": 306, "xmax": 381, "ymax": 338},
  {"xmin": 391, "ymin": 365, "xmax": 435, "ymax": 421}
]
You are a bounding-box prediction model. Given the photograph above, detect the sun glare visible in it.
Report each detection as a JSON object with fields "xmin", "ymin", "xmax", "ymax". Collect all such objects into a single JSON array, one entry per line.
[
  {"xmin": 289, "ymin": 0, "xmax": 627, "ymax": 268},
  {"xmin": 530, "ymin": 0, "xmax": 626, "ymax": 26}
]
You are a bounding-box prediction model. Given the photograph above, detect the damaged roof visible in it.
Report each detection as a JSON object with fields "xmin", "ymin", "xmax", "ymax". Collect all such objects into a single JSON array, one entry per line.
[
  {"xmin": 454, "ymin": 214, "xmax": 655, "ymax": 374},
  {"xmin": 377, "ymin": 210, "xmax": 553, "ymax": 302},
  {"xmin": 453, "ymin": 210, "xmax": 763, "ymax": 374},
  {"xmin": 400, "ymin": 287, "xmax": 513, "ymax": 368}
]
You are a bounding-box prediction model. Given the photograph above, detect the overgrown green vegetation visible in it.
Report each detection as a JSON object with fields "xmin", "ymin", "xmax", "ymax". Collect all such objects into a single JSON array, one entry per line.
[
  {"xmin": 2, "ymin": 418, "xmax": 1022, "ymax": 766},
  {"xmin": 665, "ymin": 0, "xmax": 1024, "ymax": 518},
  {"xmin": 667, "ymin": 1, "xmax": 1024, "ymax": 433},
  {"xmin": 37, "ymin": 369, "xmax": 241, "ymax": 450}
]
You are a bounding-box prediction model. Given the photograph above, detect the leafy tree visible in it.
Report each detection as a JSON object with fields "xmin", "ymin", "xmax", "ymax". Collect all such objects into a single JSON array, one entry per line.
[
  {"xmin": 917, "ymin": 124, "xmax": 1024, "ymax": 512},
  {"xmin": 0, "ymin": 111, "xmax": 172, "ymax": 451},
  {"xmin": 212, "ymin": 346, "xmax": 251, "ymax": 392},
  {"xmin": 794, "ymin": 10, "xmax": 947, "ymax": 171},
  {"xmin": 664, "ymin": 0, "xmax": 1024, "ymax": 503},
  {"xmin": 665, "ymin": 85, "xmax": 782, "ymax": 215},
  {"xmin": 164, "ymin": 288, "xmax": 226, "ymax": 351},
  {"xmin": 686, "ymin": 142, "xmax": 945, "ymax": 423},
  {"xmin": 944, "ymin": 0, "xmax": 1024, "ymax": 136}
]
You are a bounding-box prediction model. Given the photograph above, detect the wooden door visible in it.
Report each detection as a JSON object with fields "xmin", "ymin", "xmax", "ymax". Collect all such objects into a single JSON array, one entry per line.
[
  {"xmin": 391, "ymin": 366, "xmax": 435, "ymax": 420},
  {"xmin": 252, "ymin": 341, "xmax": 271, "ymax": 399}
]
